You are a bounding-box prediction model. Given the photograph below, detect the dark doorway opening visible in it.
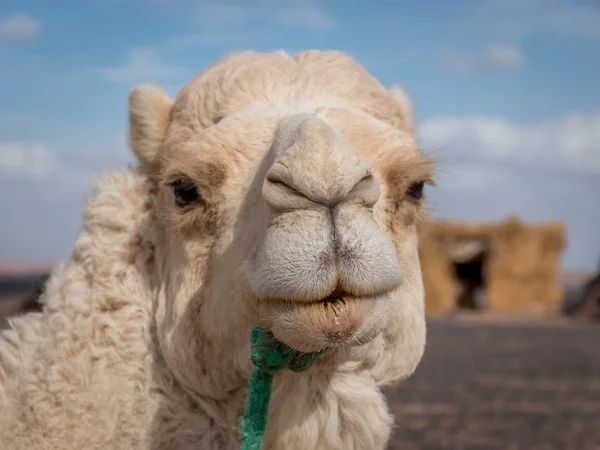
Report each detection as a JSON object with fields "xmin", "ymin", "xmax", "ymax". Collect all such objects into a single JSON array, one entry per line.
[{"xmin": 447, "ymin": 239, "xmax": 490, "ymax": 310}]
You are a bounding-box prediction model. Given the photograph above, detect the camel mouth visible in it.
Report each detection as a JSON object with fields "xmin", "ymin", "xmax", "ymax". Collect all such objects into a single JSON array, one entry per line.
[
  {"xmin": 263, "ymin": 290, "xmax": 385, "ymax": 353},
  {"xmin": 317, "ymin": 285, "xmax": 348, "ymax": 307}
]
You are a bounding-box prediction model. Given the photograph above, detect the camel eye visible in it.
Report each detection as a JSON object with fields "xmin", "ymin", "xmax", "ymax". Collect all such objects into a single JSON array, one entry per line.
[
  {"xmin": 407, "ymin": 180, "xmax": 425, "ymax": 201},
  {"xmin": 171, "ymin": 180, "xmax": 202, "ymax": 208}
]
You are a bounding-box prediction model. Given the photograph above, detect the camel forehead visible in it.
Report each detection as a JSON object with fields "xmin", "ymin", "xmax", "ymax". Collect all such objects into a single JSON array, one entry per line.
[
  {"xmin": 160, "ymin": 106, "xmax": 426, "ymax": 187},
  {"xmin": 168, "ymin": 50, "xmax": 400, "ymax": 129}
]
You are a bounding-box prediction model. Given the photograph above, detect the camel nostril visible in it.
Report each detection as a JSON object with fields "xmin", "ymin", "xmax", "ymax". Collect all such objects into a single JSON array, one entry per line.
[
  {"xmin": 262, "ymin": 173, "xmax": 316, "ymax": 212},
  {"xmin": 344, "ymin": 173, "xmax": 380, "ymax": 208},
  {"xmin": 268, "ymin": 178, "xmax": 303, "ymax": 197},
  {"xmin": 264, "ymin": 113, "xmax": 380, "ymax": 208},
  {"xmin": 263, "ymin": 170, "xmax": 379, "ymax": 210}
]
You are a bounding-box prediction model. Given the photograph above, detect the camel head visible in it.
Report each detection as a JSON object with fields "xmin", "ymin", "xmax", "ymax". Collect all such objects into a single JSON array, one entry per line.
[{"xmin": 127, "ymin": 51, "xmax": 433, "ymax": 391}]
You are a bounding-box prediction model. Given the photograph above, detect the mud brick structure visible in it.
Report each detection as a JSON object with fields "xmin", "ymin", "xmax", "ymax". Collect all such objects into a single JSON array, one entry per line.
[{"xmin": 418, "ymin": 216, "xmax": 566, "ymax": 315}]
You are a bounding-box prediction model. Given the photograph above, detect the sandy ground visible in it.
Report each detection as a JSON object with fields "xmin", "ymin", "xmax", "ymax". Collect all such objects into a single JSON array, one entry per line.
[{"xmin": 384, "ymin": 315, "xmax": 600, "ymax": 450}]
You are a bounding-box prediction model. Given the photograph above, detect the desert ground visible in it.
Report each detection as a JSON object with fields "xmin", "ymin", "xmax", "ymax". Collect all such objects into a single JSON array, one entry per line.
[
  {"xmin": 1, "ymin": 274, "xmax": 599, "ymax": 449},
  {"xmin": 384, "ymin": 314, "xmax": 600, "ymax": 450}
]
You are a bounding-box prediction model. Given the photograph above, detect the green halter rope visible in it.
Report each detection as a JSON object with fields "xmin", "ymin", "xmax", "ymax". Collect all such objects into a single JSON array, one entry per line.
[{"xmin": 238, "ymin": 325, "xmax": 329, "ymax": 450}]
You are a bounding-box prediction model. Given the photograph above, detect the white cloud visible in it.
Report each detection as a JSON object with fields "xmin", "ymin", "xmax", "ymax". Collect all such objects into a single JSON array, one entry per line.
[
  {"xmin": 77, "ymin": 133, "xmax": 135, "ymax": 167},
  {"xmin": 0, "ymin": 143, "xmax": 59, "ymax": 180},
  {"xmin": 482, "ymin": 44, "xmax": 524, "ymax": 70},
  {"xmin": 433, "ymin": 0, "xmax": 600, "ymax": 72},
  {"xmin": 435, "ymin": 44, "xmax": 524, "ymax": 72},
  {"xmin": 0, "ymin": 13, "xmax": 40, "ymax": 43},
  {"xmin": 96, "ymin": 48, "xmax": 188, "ymax": 83},
  {"xmin": 419, "ymin": 111, "xmax": 600, "ymax": 176},
  {"xmin": 0, "ymin": 134, "xmax": 135, "ymax": 201},
  {"xmin": 474, "ymin": 0, "xmax": 600, "ymax": 40},
  {"xmin": 0, "ymin": 134, "xmax": 131, "ymax": 261}
]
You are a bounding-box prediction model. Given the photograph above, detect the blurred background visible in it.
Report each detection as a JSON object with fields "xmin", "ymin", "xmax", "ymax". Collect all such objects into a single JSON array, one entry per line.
[{"xmin": 0, "ymin": 1, "xmax": 599, "ymax": 448}]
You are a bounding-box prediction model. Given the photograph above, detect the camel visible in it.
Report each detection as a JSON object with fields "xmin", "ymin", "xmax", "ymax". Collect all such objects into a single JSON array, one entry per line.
[{"xmin": 0, "ymin": 50, "xmax": 434, "ymax": 449}]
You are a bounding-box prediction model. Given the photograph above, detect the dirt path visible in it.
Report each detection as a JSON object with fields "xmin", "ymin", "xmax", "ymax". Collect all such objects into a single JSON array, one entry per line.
[{"xmin": 384, "ymin": 316, "xmax": 600, "ymax": 450}]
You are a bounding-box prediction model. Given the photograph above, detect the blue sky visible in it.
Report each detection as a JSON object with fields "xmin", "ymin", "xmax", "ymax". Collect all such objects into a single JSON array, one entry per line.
[{"xmin": 0, "ymin": 0, "xmax": 599, "ymax": 272}]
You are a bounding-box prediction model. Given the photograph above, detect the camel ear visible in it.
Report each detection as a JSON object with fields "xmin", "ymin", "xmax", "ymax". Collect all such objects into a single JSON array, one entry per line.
[
  {"xmin": 128, "ymin": 84, "xmax": 173, "ymax": 174},
  {"xmin": 388, "ymin": 85, "xmax": 415, "ymax": 133}
]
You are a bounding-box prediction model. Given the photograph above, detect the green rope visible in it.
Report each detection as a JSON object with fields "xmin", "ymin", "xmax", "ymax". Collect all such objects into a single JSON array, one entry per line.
[{"xmin": 238, "ymin": 325, "xmax": 328, "ymax": 450}]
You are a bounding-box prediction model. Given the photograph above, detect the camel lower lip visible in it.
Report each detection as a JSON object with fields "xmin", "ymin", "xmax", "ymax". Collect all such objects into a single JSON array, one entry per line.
[
  {"xmin": 313, "ymin": 297, "xmax": 356, "ymax": 339},
  {"xmin": 265, "ymin": 296, "xmax": 375, "ymax": 352}
]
